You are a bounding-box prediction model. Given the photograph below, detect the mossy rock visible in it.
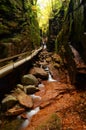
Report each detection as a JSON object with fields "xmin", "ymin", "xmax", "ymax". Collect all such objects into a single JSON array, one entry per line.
[
  {"xmin": 54, "ymin": 63, "xmax": 61, "ymax": 69},
  {"xmin": 35, "ymin": 113, "xmax": 61, "ymax": 130}
]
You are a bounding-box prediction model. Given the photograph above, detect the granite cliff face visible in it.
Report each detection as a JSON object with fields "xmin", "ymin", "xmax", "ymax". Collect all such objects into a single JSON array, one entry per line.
[{"xmin": 0, "ymin": 0, "xmax": 40, "ymax": 58}]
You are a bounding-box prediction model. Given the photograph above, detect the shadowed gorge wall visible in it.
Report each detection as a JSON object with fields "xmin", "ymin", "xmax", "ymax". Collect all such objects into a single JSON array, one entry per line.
[
  {"xmin": 68, "ymin": 0, "xmax": 86, "ymax": 63},
  {"xmin": 48, "ymin": 0, "xmax": 86, "ymax": 84},
  {"xmin": 0, "ymin": 0, "xmax": 40, "ymax": 58}
]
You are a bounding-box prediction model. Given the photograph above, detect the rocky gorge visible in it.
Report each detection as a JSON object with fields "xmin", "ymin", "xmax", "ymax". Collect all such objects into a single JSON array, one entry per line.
[
  {"xmin": 0, "ymin": 0, "xmax": 86, "ymax": 130},
  {"xmin": 0, "ymin": 48, "xmax": 86, "ymax": 130}
]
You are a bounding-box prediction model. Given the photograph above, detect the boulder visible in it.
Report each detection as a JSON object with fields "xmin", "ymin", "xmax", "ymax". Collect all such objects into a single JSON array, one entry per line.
[
  {"xmin": 24, "ymin": 85, "xmax": 39, "ymax": 94},
  {"xmin": 39, "ymin": 61, "xmax": 48, "ymax": 68},
  {"xmin": 54, "ymin": 63, "xmax": 61, "ymax": 69},
  {"xmin": 46, "ymin": 57, "xmax": 52, "ymax": 63},
  {"xmin": 17, "ymin": 84, "xmax": 24, "ymax": 90},
  {"xmin": 15, "ymin": 88, "xmax": 33, "ymax": 108},
  {"xmin": 21, "ymin": 74, "xmax": 38, "ymax": 86},
  {"xmin": 52, "ymin": 54, "xmax": 62, "ymax": 64},
  {"xmin": 1, "ymin": 95, "xmax": 17, "ymax": 110},
  {"xmin": 29, "ymin": 67, "xmax": 48, "ymax": 79}
]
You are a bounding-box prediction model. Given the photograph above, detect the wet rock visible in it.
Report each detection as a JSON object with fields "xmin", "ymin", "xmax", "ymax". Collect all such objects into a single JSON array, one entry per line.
[
  {"xmin": 46, "ymin": 57, "xmax": 52, "ymax": 63},
  {"xmin": 15, "ymin": 88, "xmax": 33, "ymax": 108},
  {"xmin": 54, "ymin": 63, "xmax": 61, "ymax": 69},
  {"xmin": 52, "ymin": 54, "xmax": 62, "ymax": 64},
  {"xmin": 29, "ymin": 67, "xmax": 48, "ymax": 79},
  {"xmin": 21, "ymin": 74, "xmax": 38, "ymax": 86},
  {"xmin": 6, "ymin": 104, "xmax": 25, "ymax": 116},
  {"xmin": 17, "ymin": 84, "xmax": 24, "ymax": 90},
  {"xmin": 37, "ymin": 78, "xmax": 42, "ymax": 84},
  {"xmin": 24, "ymin": 85, "xmax": 39, "ymax": 94},
  {"xmin": 1, "ymin": 95, "xmax": 17, "ymax": 110},
  {"xmin": 39, "ymin": 61, "xmax": 48, "ymax": 68}
]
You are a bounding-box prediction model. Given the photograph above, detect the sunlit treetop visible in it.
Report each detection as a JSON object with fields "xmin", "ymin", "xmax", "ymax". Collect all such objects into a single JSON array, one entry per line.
[
  {"xmin": 37, "ymin": 0, "xmax": 69, "ymax": 32},
  {"xmin": 37, "ymin": 0, "xmax": 51, "ymax": 30},
  {"xmin": 37, "ymin": 0, "xmax": 70, "ymax": 30}
]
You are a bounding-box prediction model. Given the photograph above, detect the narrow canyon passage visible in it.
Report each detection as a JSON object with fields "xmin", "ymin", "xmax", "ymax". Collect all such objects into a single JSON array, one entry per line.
[
  {"xmin": 0, "ymin": 0, "xmax": 86, "ymax": 130},
  {"xmin": 0, "ymin": 44, "xmax": 86, "ymax": 130}
]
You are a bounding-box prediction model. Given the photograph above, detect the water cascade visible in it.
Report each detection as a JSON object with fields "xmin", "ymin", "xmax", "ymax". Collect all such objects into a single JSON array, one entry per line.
[
  {"xmin": 30, "ymin": 94, "xmax": 41, "ymax": 100},
  {"xmin": 18, "ymin": 107, "xmax": 40, "ymax": 130},
  {"xmin": 38, "ymin": 83, "xmax": 45, "ymax": 88},
  {"xmin": 44, "ymin": 67, "xmax": 57, "ymax": 82},
  {"xmin": 48, "ymin": 72, "xmax": 57, "ymax": 82}
]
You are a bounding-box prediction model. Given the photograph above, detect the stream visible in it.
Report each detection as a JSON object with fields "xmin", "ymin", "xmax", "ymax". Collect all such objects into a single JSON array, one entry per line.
[
  {"xmin": 0, "ymin": 46, "xmax": 57, "ymax": 130},
  {"xmin": 0, "ymin": 46, "xmax": 86, "ymax": 130},
  {"xmin": 18, "ymin": 67, "xmax": 57, "ymax": 130}
]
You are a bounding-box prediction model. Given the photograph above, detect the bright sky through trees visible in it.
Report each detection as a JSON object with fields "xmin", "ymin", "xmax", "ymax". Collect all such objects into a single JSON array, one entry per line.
[
  {"xmin": 37, "ymin": 0, "xmax": 52, "ymax": 31},
  {"xmin": 37, "ymin": 0, "xmax": 63, "ymax": 32}
]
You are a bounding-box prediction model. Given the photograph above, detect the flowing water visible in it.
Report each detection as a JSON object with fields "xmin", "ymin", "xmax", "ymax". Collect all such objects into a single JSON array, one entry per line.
[
  {"xmin": 30, "ymin": 94, "xmax": 41, "ymax": 100},
  {"xmin": 44, "ymin": 67, "xmax": 57, "ymax": 82},
  {"xmin": 38, "ymin": 83, "xmax": 45, "ymax": 88},
  {"xmin": 18, "ymin": 107, "xmax": 40, "ymax": 130},
  {"xmin": 48, "ymin": 72, "xmax": 57, "ymax": 82},
  {"xmin": 0, "ymin": 46, "xmax": 57, "ymax": 130}
]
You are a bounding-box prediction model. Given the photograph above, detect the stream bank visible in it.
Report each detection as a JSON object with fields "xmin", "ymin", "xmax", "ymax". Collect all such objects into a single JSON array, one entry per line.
[
  {"xmin": 0, "ymin": 48, "xmax": 86, "ymax": 130},
  {"xmin": 23, "ymin": 49, "xmax": 86, "ymax": 130}
]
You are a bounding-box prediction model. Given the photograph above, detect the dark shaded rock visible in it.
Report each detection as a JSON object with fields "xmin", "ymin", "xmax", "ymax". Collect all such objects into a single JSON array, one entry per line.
[
  {"xmin": 29, "ymin": 67, "xmax": 48, "ymax": 79},
  {"xmin": 24, "ymin": 85, "xmax": 39, "ymax": 94},
  {"xmin": 6, "ymin": 104, "xmax": 25, "ymax": 116},
  {"xmin": 17, "ymin": 84, "xmax": 24, "ymax": 90},
  {"xmin": 1, "ymin": 95, "xmax": 17, "ymax": 110},
  {"xmin": 21, "ymin": 74, "xmax": 38, "ymax": 86},
  {"xmin": 54, "ymin": 63, "xmax": 61, "ymax": 69},
  {"xmin": 52, "ymin": 53, "xmax": 63, "ymax": 64}
]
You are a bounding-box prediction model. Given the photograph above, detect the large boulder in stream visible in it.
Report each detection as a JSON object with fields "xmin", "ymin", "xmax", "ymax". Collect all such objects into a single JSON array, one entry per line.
[
  {"xmin": 1, "ymin": 95, "xmax": 17, "ymax": 110},
  {"xmin": 15, "ymin": 88, "xmax": 33, "ymax": 108},
  {"xmin": 21, "ymin": 74, "xmax": 38, "ymax": 86},
  {"xmin": 29, "ymin": 67, "xmax": 48, "ymax": 79}
]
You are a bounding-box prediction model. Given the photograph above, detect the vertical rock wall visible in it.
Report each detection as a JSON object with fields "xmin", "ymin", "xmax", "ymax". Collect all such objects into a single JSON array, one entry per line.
[
  {"xmin": 48, "ymin": 0, "xmax": 86, "ymax": 84},
  {"xmin": 0, "ymin": 0, "xmax": 40, "ymax": 58},
  {"xmin": 68, "ymin": 0, "xmax": 86, "ymax": 62}
]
